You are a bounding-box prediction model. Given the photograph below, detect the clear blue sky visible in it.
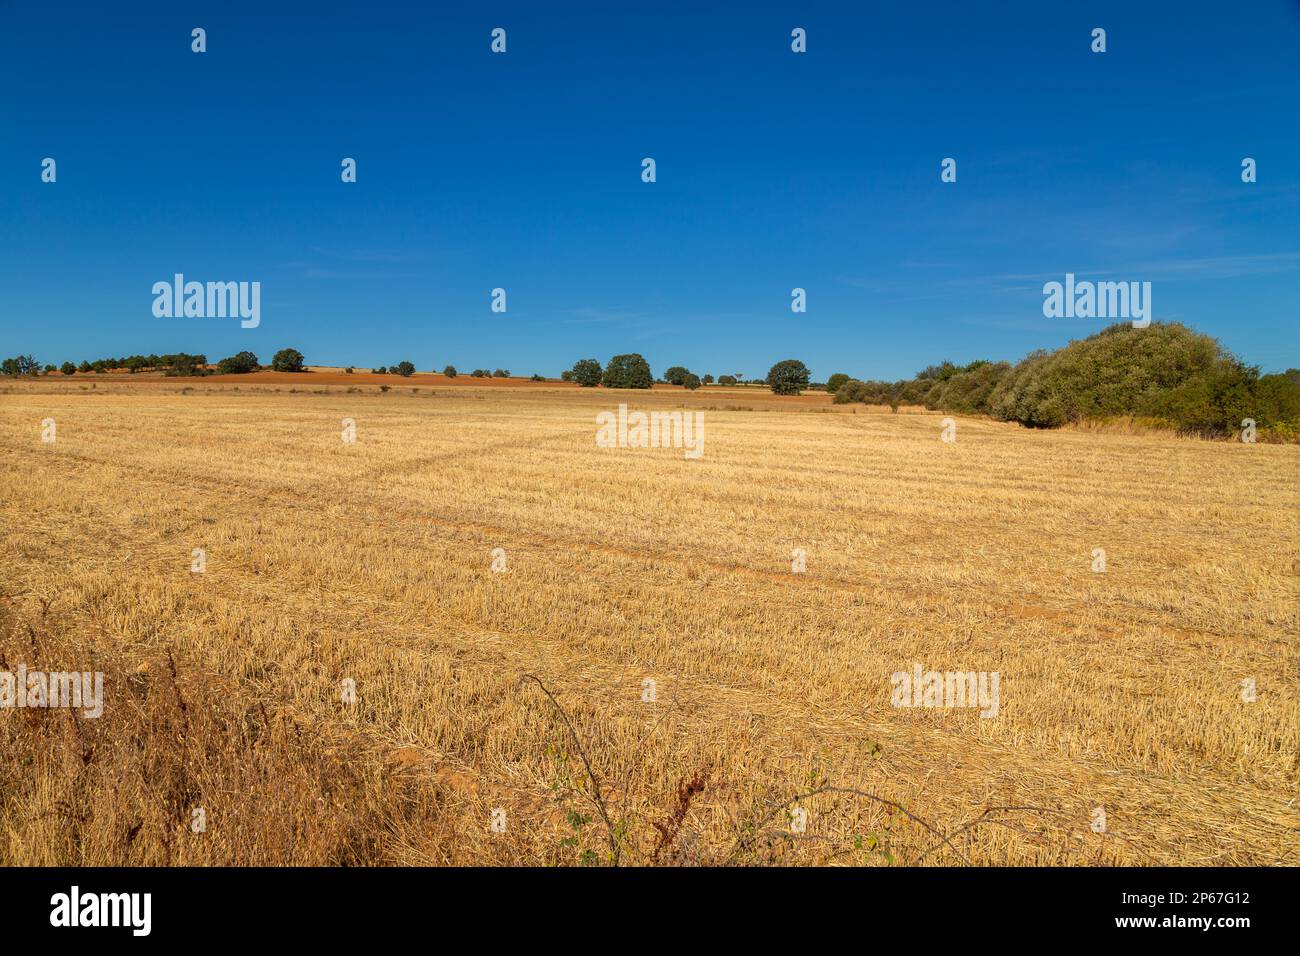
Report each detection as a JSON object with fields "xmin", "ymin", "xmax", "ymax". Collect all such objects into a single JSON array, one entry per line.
[{"xmin": 3, "ymin": 0, "xmax": 1298, "ymax": 379}]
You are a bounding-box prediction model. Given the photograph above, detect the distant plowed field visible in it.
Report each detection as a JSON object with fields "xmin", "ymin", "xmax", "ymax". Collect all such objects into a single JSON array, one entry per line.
[{"xmin": 1, "ymin": 383, "xmax": 1296, "ymax": 865}]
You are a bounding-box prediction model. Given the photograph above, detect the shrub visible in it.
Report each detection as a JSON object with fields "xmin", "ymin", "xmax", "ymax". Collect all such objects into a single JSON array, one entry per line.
[
  {"xmin": 570, "ymin": 359, "xmax": 602, "ymax": 387},
  {"xmin": 825, "ymin": 373, "xmax": 850, "ymax": 394},
  {"xmin": 375, "ymin": 366, "xmax": 388, "ymax": 375},
  {"xmin": 271, "ymin": 348, "xmax": 306, "ymax": 372},
  {"xmin": 60, "ymin": 362, "xmax": 76, "ymax": 375},
  {"xmin": 443, "ymin": 365, "xmax": 458, "ymax": 378},
  {"xmin": 163, "ymin": 354, "xmax": 204, "ymax": 377},
  {"xmin": 718, "ymin": 375, "xmax": 737, "ymax": 386},
  {"xmin": 216, "ymin": 351, "xmax": 259, "ymax": 375},
  {"xmin": 492, "ymin": 369, "xmax": 510, "ymax": 378},
  {"xmin": 530, "ymin": 373, "xmax": 545, "ymax": 382},
  {"xmin": 602, "ymin": 354, "xmax": 653, "ymax": 389},
  {"xmin": 471, "ymin": 369, "xmax": 488, "ymax": 378},
  {"xmin": 766, "ymin": 359, "xmax": 810, "ymax": 395}
]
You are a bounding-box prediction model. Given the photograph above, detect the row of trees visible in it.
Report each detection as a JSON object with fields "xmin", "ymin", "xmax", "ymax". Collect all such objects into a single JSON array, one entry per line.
[
  {"xmin": 0, "ymin": 349, "xmax": 310, "ymax": 377},
  {"xmin": 829, "ymin": 323, "xmax": 1300, "ymax": 438},
  {"xmin": 5, "ymin": 348, "xmax": 817, "ymax": 394},
  {"xmin": 556, "ymin": 355, "xmax": 814, "ymax": 394}
]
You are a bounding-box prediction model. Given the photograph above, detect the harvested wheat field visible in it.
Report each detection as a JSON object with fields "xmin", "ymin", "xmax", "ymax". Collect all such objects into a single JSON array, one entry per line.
[{"xmin": 1, "ymin": 381, "xmax": 1296, "ymax": 866}]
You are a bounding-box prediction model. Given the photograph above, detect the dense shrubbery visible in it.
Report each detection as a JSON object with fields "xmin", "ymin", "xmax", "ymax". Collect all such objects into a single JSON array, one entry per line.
[
  {"xmin": 926, "ymin": 360, "xmax": 1012, "ymax": 416},
  {"xmin": 833, "ymin": 323, "xmax": 1300, "ymax": 440},
  {"xmin": 216, "ymin": 351, "xmax": 259, "ymax": 374}
]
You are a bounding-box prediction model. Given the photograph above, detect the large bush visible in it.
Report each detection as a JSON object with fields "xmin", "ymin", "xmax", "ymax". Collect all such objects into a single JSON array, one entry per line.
[
  {"xmin": 602, "ymin": 354, "xmax": 653, "ymax": 389},
  {"xmin": 988, "ymin": 323, "xmax": 1224, "ymax": 428}
]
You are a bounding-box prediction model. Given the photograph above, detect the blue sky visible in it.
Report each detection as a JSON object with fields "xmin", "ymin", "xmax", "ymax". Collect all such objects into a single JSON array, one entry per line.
[{"xmin": 2, "ymin": 1, "xmax": 1298, "ymax": 379}]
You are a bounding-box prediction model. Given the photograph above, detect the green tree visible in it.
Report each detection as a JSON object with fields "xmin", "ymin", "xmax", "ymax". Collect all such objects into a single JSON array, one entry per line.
[
  {"xmin": 570, "ymin": 359, "xmax": 603, "ymax": 387},
  {"xmin": 61, "ymin": 361, "xmax": 76, "ymax": 375},
  {"xmin": 216, "ymin": 351, "xmax": 259, "ymax": 374},
  {"xmin": 682, "ymin": 372, "xmax": 702, "ymax": 390},
  {"xmin": 394, "ymin": 361, "xmax": 416, "ymax": 377},
  {"xmin": 602, "ymin": 353, "xmax": 653, "ymax": 389},
  {"xmin": 272, "ymin": 348, "xmax": 306, "ymax": 372},
  {"xmin": 664, "ymin": 366, "xmax": 691, "ymax": 386},
  {"xmin": 443, "ymin": 365, "xmax": 458, "ymax": 378},
  {"xmin": 825, "ymin": 373, "xmax": 850, "ymax": 394},
  {"xmin": 2, "ymin": 355, "xmax": 41, "ymax": 376},
  {"xmin": 767, "ymin": 359, "xmax": 810, "ymax": 395}
]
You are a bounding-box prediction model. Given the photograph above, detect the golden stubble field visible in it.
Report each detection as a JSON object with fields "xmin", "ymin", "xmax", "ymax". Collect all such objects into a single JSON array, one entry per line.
[{"xmin": 1, "ymin": 379, "xmax": 1296, "ymax": 866}]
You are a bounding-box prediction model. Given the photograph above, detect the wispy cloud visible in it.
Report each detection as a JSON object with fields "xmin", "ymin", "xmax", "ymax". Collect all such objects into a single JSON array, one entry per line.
[{"xmin": 562, "ymin": 307, "xmax": 648, "ymax": 325}]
